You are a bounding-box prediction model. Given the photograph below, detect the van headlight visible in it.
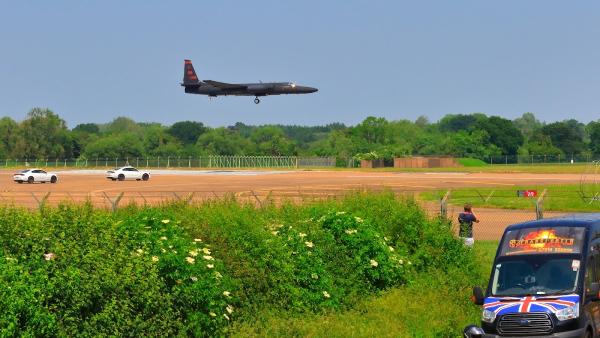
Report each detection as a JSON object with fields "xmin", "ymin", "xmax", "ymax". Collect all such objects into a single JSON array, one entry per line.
[
  {"xmin": 556, "ymin": 303, "xmax": 579, "ymax": 321},
  {"xmin": 482, "ymin": 309, "xmax": 496, "ymax": 323}
]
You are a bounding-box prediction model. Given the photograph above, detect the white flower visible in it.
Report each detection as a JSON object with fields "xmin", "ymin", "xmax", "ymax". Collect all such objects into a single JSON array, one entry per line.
[
  {"xmin": 336, "ymin": 211, "xmax": 346, "ymax": 215},
  {"xmin": 203, "ymin": 255, "xmax": 214, "ymax": 261},
  {"xmin": 160, "ymin": 236, "xmax": 167, "ymax": 241},
  {"xmin": 298, "ymin": 232, "xmax": 307, "ymax": 238},
  {"xmin": 322, "ymin": 291, "xmax": 331, "ymax": 298},
  {"xmin": 168, "ymin": 245, "xmax": 173, "ymax": 249},
  {"xmin": 43, "ymin": 253, "xmax": 56, "ymax": 261},
  {"xmin": 345, "ymin": 229, "xmax": 357, "ymax": 235},
  {"xmin": 161, "ymin": 219, "xmax": 170, "ymax": 224},
  {"xmin": 311, "ymin": 273, "xmax": 319, "ymax": 280},
  {"xmin": 136, "ymin": 248, "xmax": 144, "ymax": 255},
  {"xmin": 191, "ymin": 276, "xmax": 198, "ymax": 282},
  {"xmin": 226, "ymin": 305, "xmax": 234, "ymax": 314},
  {"xmin": 189, "ymin": 249, "xmax": 198, "ymax": 257},
  {"xmin": 152, "ymin": 256, "xmax": 159, "ymax": 262},
  {"xmin": 161, "ymin": 248, "xmax": 167, "ymax": 253},
  {"xmin": 202, "ymin": 247, "xmax": 211, "ymax": 255},
  {"xmin": 305, "ymin": 241, "xmax": 314, "ymax": 248},
  {"xmin": 370, "ymin": 259, "xmax": 379, "ymax": 267},
  {"xmin": 206, "ymin": 264, "xmax": 214, "ymax": 269},
  {"xmin": 399, "ymin": 259, "xmax": 404, "ymax": 264},
  {"xmin": 186, "ymin": 257, "xmax": 196, "ymax": 264},
  {"xmin": 388, "ymin": 246, "xmax": 395, "ymax": 252},
  {"xmin": 408, "ymin": 261, "xmax": 412, "ymax": 265},
  {"xmin": 271, "ymin": 231, "xmax": 279, "ymax": 236},
  {"xmin": 354, "ymin": 217, "xmax": 364, "ymax": 223},
  {"xmin": 223, "ymin": 314, "xmax": 230, "ymax": 321},
  {"xmin": 209, "ymin": 312, "xmax": 217, "ymax": 317},
  {"xmin": 383, "ymin": 236, "xmax": 390, "ymax": 242},
  {"xmin": 194, "ymin": 238, "xmax": 202, "ymax": 242},
  {"xmin": 214, "ymin": 271, "xmax": 223, "ymax": 279},
  {"xmin": 223, "ymin": 291, "xmax": 231, "ymax": 297}
]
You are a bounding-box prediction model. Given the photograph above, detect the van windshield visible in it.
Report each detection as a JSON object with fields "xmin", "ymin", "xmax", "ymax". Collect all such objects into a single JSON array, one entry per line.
[{"xmin": 491, "ymin": 256, "xmax": 580, "ymax": 297}]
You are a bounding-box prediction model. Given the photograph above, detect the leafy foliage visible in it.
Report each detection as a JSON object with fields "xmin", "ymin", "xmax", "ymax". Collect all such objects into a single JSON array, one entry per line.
[
  {"xmin": 0, "ymin": 193, "xmax": 473, "ymax": 336},
  {"xmin": 6, "ymin": 108, "xmax": 599, "ymax": 161}
]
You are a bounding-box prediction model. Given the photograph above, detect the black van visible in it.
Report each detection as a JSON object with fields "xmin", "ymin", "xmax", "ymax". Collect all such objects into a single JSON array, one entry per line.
[{"xmin": 470, "ymin": 214, "xmax": 600, "ymax": 338}]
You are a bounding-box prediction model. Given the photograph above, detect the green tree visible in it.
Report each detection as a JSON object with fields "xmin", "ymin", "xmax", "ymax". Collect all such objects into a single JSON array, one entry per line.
[
  {"xmin": 168, "ymin": 121, "xmax": 207, "ymax": 145},
  {"xmin": 587, "ymin": 121, "xmax": 600, "ymax": 156},
  {"xmin": 83, "ymin": 134, "xmax": 144, "ymax": 159},
  {"xmin": 196, "ymin": 128, "xmax": 249, "ymax": 155},
  {"xmin": 105, "ymin": 117, "xmax": 141, "ymax": 135},
  {"xmin": 513, "ymin": 112, "xmax": 542, "ymax": 139},
  {"xmin": 0, "ymin": 117, "xmax": 18, "ymax": 158},
  {"xmin": 477, "ymin": 116, "xmax": 524, "ymax": 154},
  {"xmin": 541, "ymin": 121, "xmax": 585, "ymax": 155},
  {"xmin": 13, "ymin": 108, "xmax": 71, "ymax": 158},
  {"xmin": 250, "ymin": 126, "xmax": 296, "ymax": 156}
]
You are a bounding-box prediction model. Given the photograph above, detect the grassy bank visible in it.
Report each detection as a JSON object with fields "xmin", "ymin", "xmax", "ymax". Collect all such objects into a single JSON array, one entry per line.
[
  {"xmin": 422, "ymin": 184, "xmax": 600, "ymax": 212},
  {"xmin": 0, "ymin": 193, "xmax": 493, "ymax": 337},
  {"xmin": 232, "ymin": 240, "xmax": 498, "ymax": 337}
]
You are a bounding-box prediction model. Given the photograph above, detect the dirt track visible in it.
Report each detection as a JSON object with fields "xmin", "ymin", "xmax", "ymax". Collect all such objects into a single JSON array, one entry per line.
[{"xmin": 0, "ymin": 169, "xmax": 584, "ymax": 240}]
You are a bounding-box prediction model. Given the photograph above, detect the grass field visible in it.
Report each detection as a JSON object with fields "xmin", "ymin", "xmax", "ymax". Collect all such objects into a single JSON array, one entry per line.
[
  {"xmin": 359, "ymin": 163, "xmax": 592, "ymax": 174},
  {"xmin": 421, "ymin": 183, "xmax": 600, "ymax": 212}
]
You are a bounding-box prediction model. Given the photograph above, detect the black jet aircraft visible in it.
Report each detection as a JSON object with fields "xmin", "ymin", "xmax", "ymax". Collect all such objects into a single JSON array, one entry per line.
[{"xmin": 181, "ymin": 59, "xmax": 318, "ymax": 104}]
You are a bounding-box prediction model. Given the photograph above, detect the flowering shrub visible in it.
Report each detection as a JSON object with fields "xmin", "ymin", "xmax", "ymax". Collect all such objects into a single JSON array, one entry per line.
[
  {"xmin": 115, "ymin": 210, "xmax": 237, "ymax": 335},
  {"xmin": 317, "ymin": 211, "xmax": 410, "ymax": 289},
  {"xmin": 0, "ymin": 193, "xmax": 471, "ymax": 336}
]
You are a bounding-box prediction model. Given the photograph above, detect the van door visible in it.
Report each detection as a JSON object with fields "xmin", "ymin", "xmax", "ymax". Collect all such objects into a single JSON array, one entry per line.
[{"xmin": 587, "ymin": 241, "xmax": 600, "ymax": 335}]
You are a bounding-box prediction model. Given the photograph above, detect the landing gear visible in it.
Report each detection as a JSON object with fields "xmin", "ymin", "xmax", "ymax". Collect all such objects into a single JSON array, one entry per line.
[{"xmin": 254, "ymin": 97, "xmax": 260, "ymax": 104}]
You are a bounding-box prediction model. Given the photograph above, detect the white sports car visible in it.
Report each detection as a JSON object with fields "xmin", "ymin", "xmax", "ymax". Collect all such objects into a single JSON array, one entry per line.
[
  {"xmin": 106, "ymin": 166, "xmax": 150, "ymax": 181},
  {"xmin": 13, "ymin": 169, "xmax": 58, "ymax": 184}
]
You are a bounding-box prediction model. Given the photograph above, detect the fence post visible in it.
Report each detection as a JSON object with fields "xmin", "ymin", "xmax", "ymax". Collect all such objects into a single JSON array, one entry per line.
[
  {"xmin": 102, "ymin": 192, "xmax": 124, "ymax": 212},
  {"xmin": 31, "ymin": 192, "xmax": 51, "ymax": 211},
  {"xmin": 536, "ymin": 189, "xmax": 547, "ymax": 220},
  {"xmin": 440, "ymin": 190, "xmax": 451, "ymax": 219}
]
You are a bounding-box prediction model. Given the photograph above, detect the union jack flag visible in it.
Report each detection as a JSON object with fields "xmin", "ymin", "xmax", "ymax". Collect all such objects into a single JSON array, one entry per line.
[{"xmin": 484, "ymin": 294, "xmax": 578, "ymax": 315}]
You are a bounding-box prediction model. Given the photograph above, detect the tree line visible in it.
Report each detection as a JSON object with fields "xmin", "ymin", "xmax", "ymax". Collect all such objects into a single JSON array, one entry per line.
[{"xmin": 2, "ymin": 108, "xmax": 599, "ymax": 161}]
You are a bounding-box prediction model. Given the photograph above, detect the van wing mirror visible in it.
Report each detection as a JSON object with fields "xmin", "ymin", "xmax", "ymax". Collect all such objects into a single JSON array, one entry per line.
[
  {"xmin": 472, "ymin": 286, "xmax": 484, "ymax": 305},
  {"xmin": 589, "ymin": 282, "xmax": 600, "ymax": 301}
]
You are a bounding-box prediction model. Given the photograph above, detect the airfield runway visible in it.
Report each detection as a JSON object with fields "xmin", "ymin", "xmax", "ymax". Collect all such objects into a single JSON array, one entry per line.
[{"xmin": 0, "ymin": 169, "xmax": 584, "ymax": 240}]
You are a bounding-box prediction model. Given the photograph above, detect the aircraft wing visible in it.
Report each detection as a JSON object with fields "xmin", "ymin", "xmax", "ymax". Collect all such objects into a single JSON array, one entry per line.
[{"xmin": 204, "ymin": 80, "xmax": 247, "ymax": 90}]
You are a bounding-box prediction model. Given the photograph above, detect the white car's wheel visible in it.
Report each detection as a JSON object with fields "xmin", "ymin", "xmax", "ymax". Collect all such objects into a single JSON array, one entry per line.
[
  {"xmin": 27, "ymin": 176, "xmax": 34, "ymax": 184},
  {"xmin": 142, "ymin": 173, "xmax": 149, "ymax": 181}
]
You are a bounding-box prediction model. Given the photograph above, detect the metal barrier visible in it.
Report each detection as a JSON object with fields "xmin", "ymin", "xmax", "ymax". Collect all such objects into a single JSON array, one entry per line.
[{"xmin": 1, "ymin": 156, "xmax": 338, "ymax": 169}]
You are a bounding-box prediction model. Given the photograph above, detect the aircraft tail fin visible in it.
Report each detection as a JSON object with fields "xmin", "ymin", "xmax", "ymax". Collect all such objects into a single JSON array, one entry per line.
[{"xmin": 183, "ymin": 59, "xmax": 200, "ymax": 85}]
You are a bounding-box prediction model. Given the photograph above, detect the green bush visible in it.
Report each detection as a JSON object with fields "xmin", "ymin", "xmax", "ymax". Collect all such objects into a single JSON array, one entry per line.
[{"xmin": 0, "ymin": 193, "xmax": 474, "ymax": 336}]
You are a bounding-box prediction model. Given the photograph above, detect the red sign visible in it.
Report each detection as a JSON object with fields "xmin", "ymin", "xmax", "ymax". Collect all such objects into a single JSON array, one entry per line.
[{"xmin": 517, "ymin": 190, "xmax": 537, "ymax": 198}]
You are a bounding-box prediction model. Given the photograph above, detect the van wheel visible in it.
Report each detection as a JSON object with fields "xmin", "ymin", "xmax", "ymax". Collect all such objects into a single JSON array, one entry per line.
[
  {"xmin": 142, "ymin": 173, "xmax": 149, "ymax": 181},
  {"xmin": 27, "ymin": 176, "xmax": 34, "ymax": 184},
  {"xmin": 118, "ymin": 174, "xmax": 125, "ymax": 181},
  {"xmin": 50, "ymin": 176, "xmax": 57, "ymax": 183},
  {"xmin": 585, "ymin": 329, "xmax": 592, "ymax": 338}
]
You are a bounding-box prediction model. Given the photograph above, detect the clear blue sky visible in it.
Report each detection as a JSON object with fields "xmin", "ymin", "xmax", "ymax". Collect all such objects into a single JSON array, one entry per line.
[{"xmin": 1, "ymin": 1, "xmax": 599, "ymax": 128}]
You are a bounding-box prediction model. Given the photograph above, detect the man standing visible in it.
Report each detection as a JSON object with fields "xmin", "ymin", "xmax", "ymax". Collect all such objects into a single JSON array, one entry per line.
[{"xmin": 458, "ymin": 204, "xmax": 479, "ymax": 247}]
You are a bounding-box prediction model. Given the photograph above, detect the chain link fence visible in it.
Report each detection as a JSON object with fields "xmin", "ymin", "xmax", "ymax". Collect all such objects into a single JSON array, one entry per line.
[
  {"xmin": 0, "ymin": 156, "xmax": 338, "ymax": 169},
  {"xmin": 427, "ymin": 186, "xmax": 600, "ymax": 241}
]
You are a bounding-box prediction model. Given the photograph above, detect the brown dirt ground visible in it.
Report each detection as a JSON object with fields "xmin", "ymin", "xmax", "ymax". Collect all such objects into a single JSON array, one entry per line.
[{"xmin": 0, "ymin": 169, "xmax": 584, "ymax": 240}]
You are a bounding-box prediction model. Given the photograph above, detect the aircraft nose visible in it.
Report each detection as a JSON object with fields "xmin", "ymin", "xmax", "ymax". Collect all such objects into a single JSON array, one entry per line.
[{"xmin": 299, "ymin": 86, "xmax": 318, "ymax": 93}]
